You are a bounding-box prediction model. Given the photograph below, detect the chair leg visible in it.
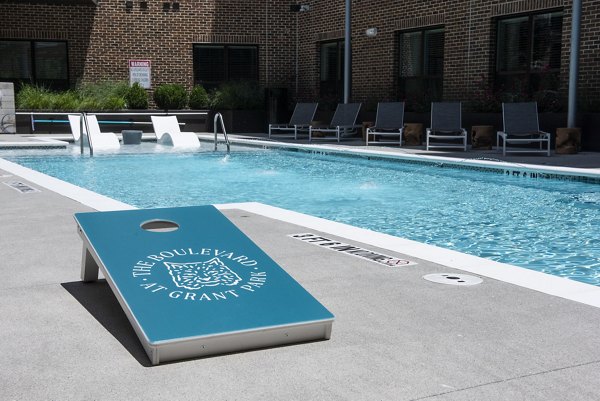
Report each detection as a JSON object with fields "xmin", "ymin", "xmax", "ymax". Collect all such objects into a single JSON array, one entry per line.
[
  {"xmin": 268, "ymin": 125, "xmax": 272, "ymax": 139},
  {"xmin": 309, "ymin": 127, "xmax": 312, "ymax": 143}
]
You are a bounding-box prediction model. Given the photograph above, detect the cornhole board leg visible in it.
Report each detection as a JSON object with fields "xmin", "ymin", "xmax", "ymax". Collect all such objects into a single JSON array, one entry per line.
[
  {"xmin": 81, "ymin": 244, "xmax": 99, "ymax": 282},
  {"xmin": 74, "ymin": 205, "xmax": 334, "ymax": 365}
]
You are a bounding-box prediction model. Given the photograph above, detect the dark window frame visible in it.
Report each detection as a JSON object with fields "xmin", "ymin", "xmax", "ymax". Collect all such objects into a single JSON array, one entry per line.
[
  {"xmin": 192, "ymin": 43, "xmax": 259, "ymax": 89},
  {"xmin": 396, "ymin": 26, "xmax": 445, "ymax": 107},
  {"xmin": 494, "ymin": 9, "xmax": 563, "ymax": 95},
  {"xmin": 318, "ymin": 39, "xmax": 345, "ymax": 101},
  {"xmin": 0, "ymin": 39, "xmax": 69, "ymax": 91}
]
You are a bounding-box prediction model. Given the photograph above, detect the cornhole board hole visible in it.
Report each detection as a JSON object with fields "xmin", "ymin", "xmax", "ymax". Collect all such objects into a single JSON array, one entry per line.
[{"xmin": 74, "ymin": 205, "xmax": 334, "ymax": 365}]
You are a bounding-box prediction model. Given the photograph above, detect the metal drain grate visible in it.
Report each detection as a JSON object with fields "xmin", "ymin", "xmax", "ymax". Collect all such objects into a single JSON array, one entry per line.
[
  {"xmin": 3, "ymin": 181, "xmax": 40, "ymax": 193},
  {"xmin": 423, "ymin": 273, "xmax": 483, "ymax": 286}
]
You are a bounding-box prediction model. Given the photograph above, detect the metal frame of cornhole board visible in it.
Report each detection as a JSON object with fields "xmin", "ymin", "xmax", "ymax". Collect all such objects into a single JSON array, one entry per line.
[{"xmin": 74, "ymin": 205, "xmax": 334, "ymax": 365}]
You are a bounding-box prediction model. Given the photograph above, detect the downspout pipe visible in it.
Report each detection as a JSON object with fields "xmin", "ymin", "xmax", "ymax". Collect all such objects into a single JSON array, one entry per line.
[
  {"xmin": 344, "ymin": 0, "xmax": 351, "ymax": 104},
  {"xmin": 567, "ymin": 0, "xmax": 582, "ymax": 128}
]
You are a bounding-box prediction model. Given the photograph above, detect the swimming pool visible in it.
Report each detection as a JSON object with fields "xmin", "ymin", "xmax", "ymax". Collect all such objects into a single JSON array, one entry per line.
[{"xmin": 4, "ymin": 146, "xmax": 600, "ymax": 285}]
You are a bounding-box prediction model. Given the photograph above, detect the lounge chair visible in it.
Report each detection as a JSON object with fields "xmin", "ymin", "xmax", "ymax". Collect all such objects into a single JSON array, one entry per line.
[
  {"xmin": 268, "ymin": 102, "xmax": 318, "ymax": 140},
  {"xmin": 497, "ymin": 102, "xmax": 551, "ymax": 156},
  {"xmin": 426, "ymin": 102, "xmax": 467, "ymax": 151},
  {"xmin": 151, "ymin": 115, "xmax": 200, "ymax": 148},
  {"xmin": 309, "ymin": 103, "xmax": 362, "ymax": 142},
  {"xmin": 67, "ymin": 114, "xmax": 120, "ymax": 150},
  {"xmin": 366, "ymin": 102, "xmax": 405, "ymax": 146}
]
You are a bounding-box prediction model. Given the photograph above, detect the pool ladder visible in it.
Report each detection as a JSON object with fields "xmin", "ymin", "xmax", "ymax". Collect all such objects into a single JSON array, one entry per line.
[{"xmin": 213, "ymin": 113, "xmax": 231, "ymax": 154}]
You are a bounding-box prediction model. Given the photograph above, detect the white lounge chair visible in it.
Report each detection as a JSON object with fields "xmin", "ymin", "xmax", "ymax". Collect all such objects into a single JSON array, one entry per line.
[
  {"xmin": 426, "ymin": 102, "xmax": 467, "ymax": 151},
  {"xmin": 269, "ymin": 102, "xmax": 318, "ymax": 140},
  {"xmin": 67, "ymin": 114, "xmax": 120, "ymax": 150},
  {"xmin": 366, "ymin": 102, "xmax": 405, "ymax": 146},
  {"xmin": 497, "ymin": 102, "xmax": 551, "ymax": 156},
  {"xmin": 151, "ymin": 115, "xmax": 200, "ymax": 148}
]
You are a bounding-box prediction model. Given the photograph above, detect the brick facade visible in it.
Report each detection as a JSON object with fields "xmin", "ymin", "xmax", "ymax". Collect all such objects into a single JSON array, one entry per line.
[
  {"xmin": 0, "ymin": 0, "xmax": 295, "ymax": 90},
  {"xmin": 1, "ymin": 0, "xmax": 599, "ymax": 110}
]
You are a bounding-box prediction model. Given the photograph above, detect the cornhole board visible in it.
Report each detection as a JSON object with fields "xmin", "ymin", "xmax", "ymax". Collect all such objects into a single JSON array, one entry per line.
[{"xmin": 74, "ymin": 205, "xmax": 334, "ymax": 365}]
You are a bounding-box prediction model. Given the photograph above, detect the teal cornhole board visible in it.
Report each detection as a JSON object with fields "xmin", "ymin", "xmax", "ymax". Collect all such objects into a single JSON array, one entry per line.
[{"xmin": 74, "ymin": 205, "xmax": 334, "ymax": 365}]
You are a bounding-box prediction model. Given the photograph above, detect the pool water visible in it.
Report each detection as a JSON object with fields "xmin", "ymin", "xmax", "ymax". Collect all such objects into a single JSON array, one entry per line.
[{"xmin": 6, "ymin": 147, "xmax": 600, "ymax": 285}]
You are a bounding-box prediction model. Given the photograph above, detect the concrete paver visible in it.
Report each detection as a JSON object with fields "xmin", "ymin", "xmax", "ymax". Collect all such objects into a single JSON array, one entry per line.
[{"xmin": 1, "ymin": 167, "xmax": 600, "ymax": 400}]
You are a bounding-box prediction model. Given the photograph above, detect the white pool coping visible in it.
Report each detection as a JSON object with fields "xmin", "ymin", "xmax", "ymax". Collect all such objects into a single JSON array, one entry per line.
[
  {"xmin": 1, "ymin": 154, "xmax": 600, "ymax": 309},
  {"xmin": 201, "ymin": 134, "xmax": 600, "ymax": 179}
]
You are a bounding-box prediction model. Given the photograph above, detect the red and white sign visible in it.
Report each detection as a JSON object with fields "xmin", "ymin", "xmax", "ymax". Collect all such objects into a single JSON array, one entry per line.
[{"xmin": 129, "ymin": 60, "xmax": 151, "ymax": 89}]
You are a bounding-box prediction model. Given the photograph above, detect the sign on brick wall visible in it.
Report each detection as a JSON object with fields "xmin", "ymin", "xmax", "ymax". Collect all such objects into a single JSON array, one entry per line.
[{"xmin": 129, "ymin": 60, "xmax": 151, "ymax": 89}]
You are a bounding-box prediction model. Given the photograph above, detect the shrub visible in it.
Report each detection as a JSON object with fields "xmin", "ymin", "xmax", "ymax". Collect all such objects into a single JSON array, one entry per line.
[
  {"xmin": 125, "ymin": 82, "xmax": 149, "ymax": 109},
  {"xmin": 210, "ymin": 81, "xmax": 264, "ymax": 110},
  {"xmin": 101, "ymin": 96, "xmax": 127, "ymax": 110},
  {"xmin": 16, "ymin": 85, "xmax": 53, "ymax": 110},
  {"xmin": 78, "ymin": 81, "xmax": 128, "ymax": 110},
  {"xmin": 188, "ymin": 85, "xmax": 209, "ymax": 109},
  {"xmin": 76, "ymin": 97, "xmax": 103, "ymax": 111},
  {"xmin": 153, "ymin": 84, "xmax": 188, "ymax": 110},
  {"xmin": 79, "ymin": 81, "xmax": 129, "ymax": 103},
  {"xmin": 51, "ymin": 91, "xmax": 79, "ymax": 111}
]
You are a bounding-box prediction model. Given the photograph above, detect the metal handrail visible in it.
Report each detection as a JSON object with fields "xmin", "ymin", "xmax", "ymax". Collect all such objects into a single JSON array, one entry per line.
[
  {"xmin": 213, "ymin": 113, "xmax": 230, "ymax": 154},
  {"xmin": 81, "ymin": 112, "xmax": 94, "ymax": 156}
]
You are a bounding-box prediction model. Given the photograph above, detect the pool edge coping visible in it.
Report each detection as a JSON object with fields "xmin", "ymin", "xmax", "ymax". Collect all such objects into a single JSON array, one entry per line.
[{"xmin": 201, "ymin": 134, "xmax": 600, "ymax": 181}]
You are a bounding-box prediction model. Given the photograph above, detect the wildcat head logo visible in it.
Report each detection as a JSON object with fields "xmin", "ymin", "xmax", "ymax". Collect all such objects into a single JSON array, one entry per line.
[
  {"xmin": 132, "ymin": 247, "xmax": 268, "ymax": 303},
  {"xmin": 164, "ymin": 257, "xmax": 241, "ymax": 290}
]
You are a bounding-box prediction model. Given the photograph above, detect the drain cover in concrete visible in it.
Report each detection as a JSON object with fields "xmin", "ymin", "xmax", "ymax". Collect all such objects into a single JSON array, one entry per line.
[
  {"xmin": 3, "ymin": 181, "xmax": 40, "ymax": 193},
  {"xmin": 423, "ymin": 273, "xmax": 483, "ymax": 286}
]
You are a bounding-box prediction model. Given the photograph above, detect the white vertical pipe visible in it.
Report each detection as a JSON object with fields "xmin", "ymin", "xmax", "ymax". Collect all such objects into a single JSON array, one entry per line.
[
  {"xmin": 344, "ymin": 0, "xmax": 351, "ymax": 103},
  {"xmin": 567, "ymin": 0, "xmax": 582, "ymax": 128}
]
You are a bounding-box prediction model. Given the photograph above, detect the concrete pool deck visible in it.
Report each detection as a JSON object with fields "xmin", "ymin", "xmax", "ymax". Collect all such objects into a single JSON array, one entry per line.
[{"xmin": 2, "ymin": 143, "xmax": 600, "ymax": 400}]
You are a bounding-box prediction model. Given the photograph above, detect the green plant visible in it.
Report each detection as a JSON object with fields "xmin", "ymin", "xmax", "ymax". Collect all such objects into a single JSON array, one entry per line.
[
  {"xmin": 51, "ymin": 91, "xmax": 79, "ymax": 111},
  {"xmin": 210, "ymin": 81, "xmax": 264, "ymax": 110},
  {"xmin": 77, "ymin": 81, "xmax": 128, "ymax": 110},
  {"xmin": 79, "ymin": 81, "xmax": 129, "ymax": 102},
  {"xmin": 101, "ymin": 96, "xmax": 127, "ymax": 110},
  {"xmin": 16, "ymin": 85, "xmax": 53, "ymax": 110},
  {"xmin": 188, "ymin": 85, "xmax": 209, "ymax": 109},
  {"xmin": 76, "ymin": 97, "xmax": 103, "ymax": 111},
  {"xmin": 153, "ymin": 84, "xmax": 188, "ymax": 110},
  {"xmin": 124, "ymin": 82, "xmax": 149, "ymax": 109}
]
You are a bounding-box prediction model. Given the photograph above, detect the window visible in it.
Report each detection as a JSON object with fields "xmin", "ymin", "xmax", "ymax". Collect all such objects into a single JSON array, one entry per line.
[
  {"xmin": 0, "ymin": 40, "xmax": 68, "ymax": 90},
  {"xmin": 193, "ymin": 44, "xmax": 258, "ymax": 89},
  {"xmin": 496, "ymin": 11, "xmax": 563, "ymax": 96},
  {"xmin": 319, "ymin": 40, "xmax": 344, "ymax": 101},
  {"xmin": 398, "ymin": 27, "xmax": 444, "ymax": 107}
]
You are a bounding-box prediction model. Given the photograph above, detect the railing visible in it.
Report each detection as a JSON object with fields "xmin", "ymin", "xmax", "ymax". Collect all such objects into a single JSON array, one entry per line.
[
  {"xmin": 213, "ymin": 112, "xmax": 231, "ymax": 154},
  {"xmin": 81, "ymin": 112, "xmax": 94, "ymax": 156},
  {"xmin": 15, "ymin": 110, "xmax": 208, "ymax": 133}
]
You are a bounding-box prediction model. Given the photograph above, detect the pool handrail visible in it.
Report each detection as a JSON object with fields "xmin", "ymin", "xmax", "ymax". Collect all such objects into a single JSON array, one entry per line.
[{"xmin": 213, "ymin": 112, "xmax": 231, "ymax": 154}]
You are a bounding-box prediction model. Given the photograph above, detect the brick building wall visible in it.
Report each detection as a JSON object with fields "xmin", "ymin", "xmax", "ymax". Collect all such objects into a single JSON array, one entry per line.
[
  {"xmin": 0, "ymin": 0, "xmax": 296, "ymax": 91},
  {"xmin": 296, "ymin": 0, "xmax": 600, "ymax": 111},
  {"xmin": 1, "ymin": 0, "xmax": 599, "ymax": 111}
]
